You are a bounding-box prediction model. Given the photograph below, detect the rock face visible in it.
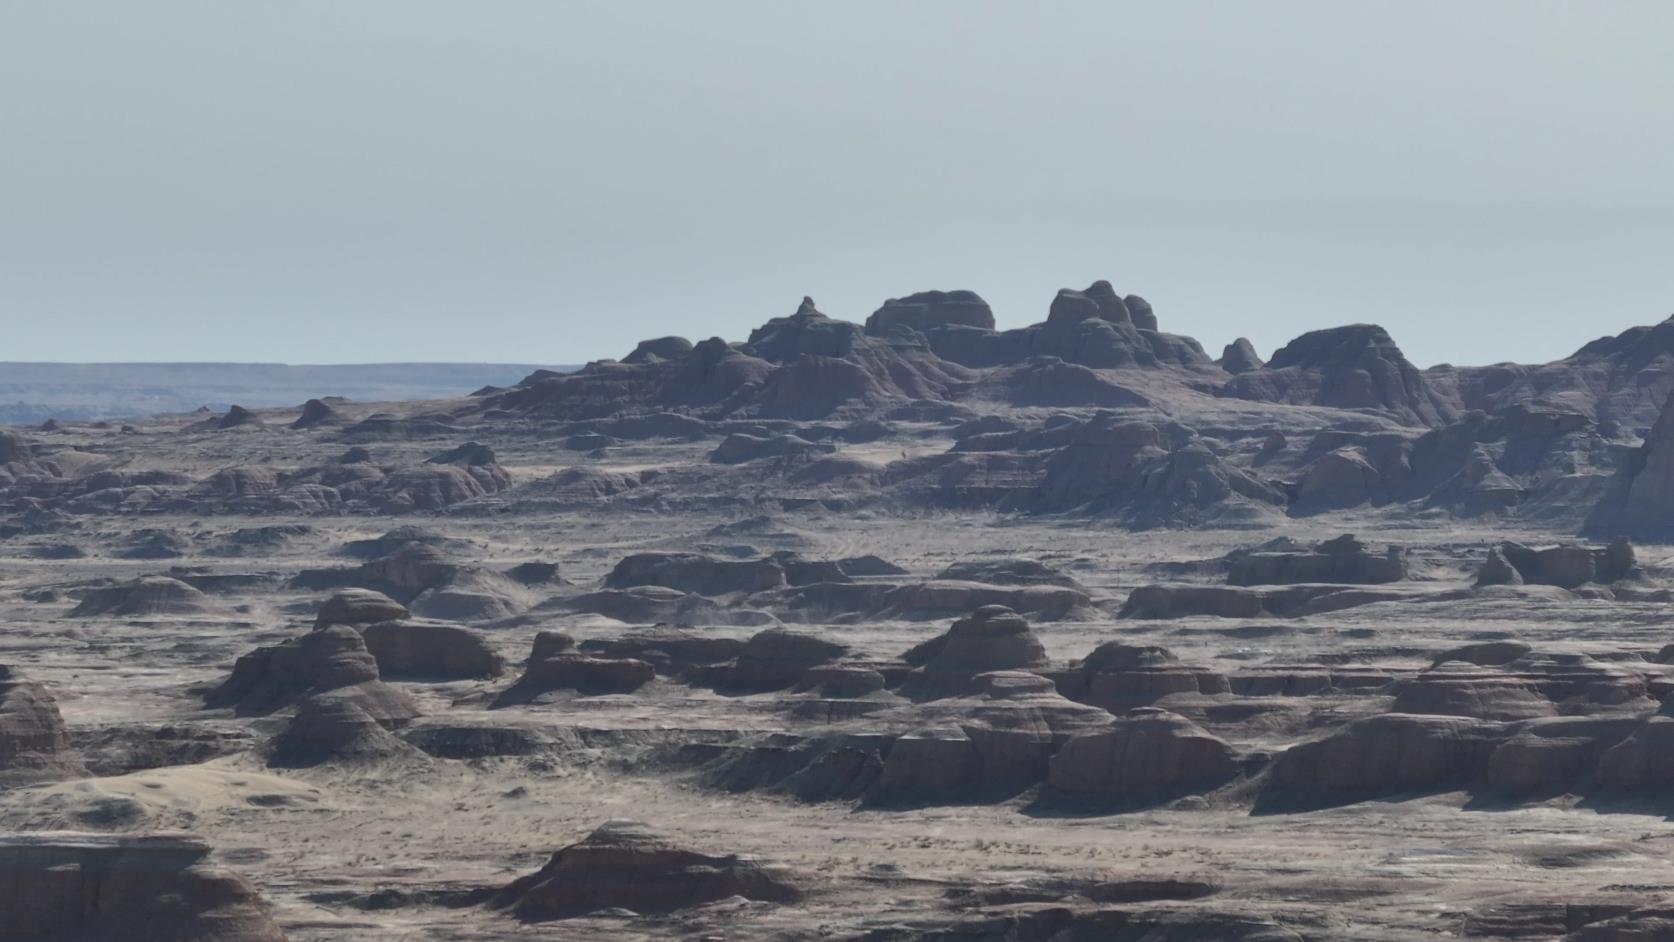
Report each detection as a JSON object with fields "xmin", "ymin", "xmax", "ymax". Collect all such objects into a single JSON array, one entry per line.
[
  {"xmin": 358, "ymin": 619, "xmax": 506, "ymax": 680},
  {"xmin": 0, "ymin": 832, "xmax": 286, "ymax": 942},
  {"xmin": 865, "ymin": 290, "xmax": 995, "ymax": 336},
  {"xmin": 1588, "ymin": 389, "xmax": 1674, "ymax": 540},
  {"xmin": 900, "ymin": 606, "xmax": 1049, "ymax": 698},
  {"xmin": 204, "ymin": 625, "xmax": 419, "ymax": 723},
  {"xmin": 314, "ymin": 588, "xmax": 410, "ymax": 627},
  {"xmin": 1226, "ymin": 534, "xmax": 1407, "ymax": 586},
  {"xmin": 494, "ymin": 820, "xmax": 803, "ymax": 919},
  {"xmin": 70, "ymin": 576, "xmax": 219, "ymax": 617},
  {"xmin": 1221, "ymin": 324, "xmax": 1454, "ymax": 426},
  {"xmin": 1048, "ymin": 709, "xmax": 1240, "ymax": 802},
  {"xmin": 0, "ymin": 665, "xmax": 84, "ymax": 783}
]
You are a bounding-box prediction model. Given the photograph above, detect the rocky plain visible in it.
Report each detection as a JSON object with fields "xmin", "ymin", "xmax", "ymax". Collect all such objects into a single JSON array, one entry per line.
[{"xmin": 7, "ymin": 283, "xmax": 1674, "ymax": 940}]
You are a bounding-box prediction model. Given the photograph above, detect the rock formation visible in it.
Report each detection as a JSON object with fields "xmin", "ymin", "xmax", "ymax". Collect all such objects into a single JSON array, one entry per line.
[
  {"xmin": 1221, "ymin": 324, "xmax": 1454, "ymax": 426},
  {"xmin": 1047, "ymin": 709, "xmax": 1240, "ymax": 803},
  {"xmin": 0, "ymin": 832, "xmax": 285, "ymax": 941},
  {"xmin": 358, "ymin": 619, "xmax": 505, "ymax": 680},
  {"xmin": 1219, "ymin": 337, "xmax": 1264, "ymax": 374},
  {"xmin": 290, "ymin": 397, "xmax": 341, "ymax": 428},
  {"xmin": 493, "ymin": 820, "xmax": 803, "ymax": 919},
  {"xmin": 899, "ymin": 606, "xmax": 1048, "ymax": 699},
  {"xmin": 268, "ymin": 695, "xmax": 428, "ymax": 768},
  {"xmin": 204, "ymin": 625, "xmax": 419, "ymax": 723},
  {"xmin": 314, "ymin": 588, "xmax": 410, "ymax": 627},
  {"xmin": 0, "ymin": 665, "xmax": 84, "ymax": 783},
  {"xmin": 1587, "ymin": 388, "xmax": 1674, "ymax": 540},
  {"xmin": 70, "ymin": 576, "xmax": 219, "ymax": 617},
  {"xmin": 1226, "ymin": 534, "xmax": 1406, "ymax": 585},
  {"xmin": 865, "ymin": 290, "xmax": 995, "ymax": 336}
]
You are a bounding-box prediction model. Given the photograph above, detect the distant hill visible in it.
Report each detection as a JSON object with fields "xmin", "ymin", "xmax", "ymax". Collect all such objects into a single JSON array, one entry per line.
[{"xmin": 0, "ymin": 362, "xmax": 574, "ymax": 425}]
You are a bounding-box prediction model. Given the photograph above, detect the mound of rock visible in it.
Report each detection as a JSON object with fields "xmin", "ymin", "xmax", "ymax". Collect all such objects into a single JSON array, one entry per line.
[
  {"xmin": 934, "ymin": 557, "xmax": 1084, "ymax": 588},
  {"xmin": 899, "ymin": 606, "xmax": 1048, "ymax": 698},
  {"xmin": 70, "ymin": 576, "xmax": 219, "ymax": 617},
  {"xmin": 494, "ymin": 650, "xmax": 655, "ymax": 704},
  {"xmin": 725, "ymin": 628, "xmax": 848, "ymax": 692},
  {"xmin": 341, "ymin": 525, "xmax": 470, "ymax": 560},
  {"xmin": 268, "ymin": 695, "xmax": 428, "ymax": 768},
  {"xmin": 711, "ymin": 432, "xmax": 835, "ymax": 465},
  {"xmin": 494, "ymin": 820, "xmax": 804, "ymax": 919},
  {"xmin": 1058, "ymin": 643, "xmax": 1229, "ymax": 710},
  {"xmin": 865, "ymin": 289, "xmax": 995, "ymax": 336},
  {"xmin": 1219, "ymin": 337, "xmax": 1264, "ymax": 374},
  {"xmin": 314, "ymin": 588, "xmax": 410, "ymax": 627},
  {"xmin": 1491, "ymin": 539, "xmax": 1637, "ymax": 588},
  {"xmin": 1048, "ymin": 708, "xmax": 1240, "ymax": 803},
  {"xmin": 1588, "ymin": 388, "xmax": 1674, "ymax": 540},
  {"xmin": 216, "ymin": 404, "xmax": 263, "ymax": 429},
  {"xmin": 1221, "ymin": 323, "xmax": 1454, "ymax": 426},
  {"xmin": 297, "ymin": 542, "xmax": 532, "ymax": 622},
  {"xmin": 0, "ymin": 665, "xmax": 84, "ymax": 784},
  {"xmin": 291, "ymin": 397, "xmax": 342, "ymax": 428},
  {"xmin": 577, "ymin": 629, "xmax": 746, "ymax": 678},
  {"xmin": 622, "ymin": 335, "xmax": 694, "ymax": 363},
  {"xmin": 1263, "ymin": 713, "xmax": 1499, "ymax": 807},
  {"xmin": 870, "ymin": 672, "xmax": 1113, "ymax": 804},
  {"xmin": 0, "ymin": 832, "xmax": 285, "ymax": 941},
  {"xmin": 204, "ymin": 625, "xmax": 419, "ymax": 723},
  {"xmin": 1226, "ymin": 534, "xmax": 1406, "ymax": 586},
  {"xmin": 605, "ymin": 551, "xmax": 787, "ymax": 595},
  {"xmin": 359, "ymin": 619, "xmax": 505, "ymax": 680}
]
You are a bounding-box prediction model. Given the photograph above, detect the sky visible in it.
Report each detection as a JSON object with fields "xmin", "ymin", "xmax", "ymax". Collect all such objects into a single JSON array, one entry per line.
[{"xmin": 2, "ymin": 1, "xmax": 1671, "ymax": 368}]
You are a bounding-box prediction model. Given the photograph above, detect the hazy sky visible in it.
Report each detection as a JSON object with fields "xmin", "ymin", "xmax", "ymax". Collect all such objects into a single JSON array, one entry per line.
[{"xmin": 3, "ymin": 2, "xmax": 1671, "ymax": 368}]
